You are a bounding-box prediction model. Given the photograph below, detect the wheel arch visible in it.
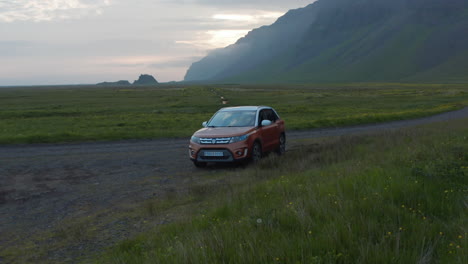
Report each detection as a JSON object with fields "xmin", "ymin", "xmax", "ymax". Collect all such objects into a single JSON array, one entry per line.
[{"xmin": 252, "ymin": 138, "xmax": 262, "ymax": 150}]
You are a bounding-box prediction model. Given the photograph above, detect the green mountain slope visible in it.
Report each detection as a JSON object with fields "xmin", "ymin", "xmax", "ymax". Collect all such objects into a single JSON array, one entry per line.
[{"xmin": 184, "ymin": 0, "xmax": 468, "ymax": 83}]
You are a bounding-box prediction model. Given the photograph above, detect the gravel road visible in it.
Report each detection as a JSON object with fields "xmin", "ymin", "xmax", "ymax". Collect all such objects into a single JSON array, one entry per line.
[{"xmin": 0, "ymin": 107, "xmax": 467, "ymax": 261}]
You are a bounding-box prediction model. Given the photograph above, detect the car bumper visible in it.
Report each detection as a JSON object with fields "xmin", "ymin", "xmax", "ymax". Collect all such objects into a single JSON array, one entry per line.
[{"xmin": 189, "ymin": 142, "xmax": 250, "ymax": 163}]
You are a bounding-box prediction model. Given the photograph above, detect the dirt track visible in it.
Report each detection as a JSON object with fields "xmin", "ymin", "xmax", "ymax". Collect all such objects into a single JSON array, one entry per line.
[{"xmin": 1, "ymin": 107, "xmax": 467, "ymax": 261}]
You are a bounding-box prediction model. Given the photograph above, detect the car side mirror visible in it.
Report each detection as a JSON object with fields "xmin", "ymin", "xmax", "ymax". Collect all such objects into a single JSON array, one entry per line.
[
  {"xmin": 202, "ymin": 121, "xmax": 208, "ymax": 128},
  {"xmin": 261, "ymin": 120, "xmax": 272, "ymax": 127}
]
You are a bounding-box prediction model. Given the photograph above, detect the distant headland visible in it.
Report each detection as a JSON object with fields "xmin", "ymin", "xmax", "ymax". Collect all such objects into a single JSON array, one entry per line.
[{"xmin": 97, "ymin": 74, "xmax": 158, "ymax": 86}]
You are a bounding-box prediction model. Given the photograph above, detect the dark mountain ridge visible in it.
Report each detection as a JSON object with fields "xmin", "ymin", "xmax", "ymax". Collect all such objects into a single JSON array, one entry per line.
[
  {"xmin": 184, "ymin": 0, "xmax": 468, "ymax": 83},
  {"xmin": 97, "ymin": 80, "xmax": 131, "ymax": 86},
  {"xmin": 97, "ymin": 74, "xmax": 158, "ymax": 86}
]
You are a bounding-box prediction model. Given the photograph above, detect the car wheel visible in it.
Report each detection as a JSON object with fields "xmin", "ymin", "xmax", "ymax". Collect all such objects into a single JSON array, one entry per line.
[
  {"xmin": 276, "ymin": 134, "xmax": 286, "ymax": 155},
  {"xmin": 193, "ymin": 161, "xmax": 207, "ymax": 168},
  {"xmin": 251, "ymin": 142, "xmax": 262, "ymax": 163}
]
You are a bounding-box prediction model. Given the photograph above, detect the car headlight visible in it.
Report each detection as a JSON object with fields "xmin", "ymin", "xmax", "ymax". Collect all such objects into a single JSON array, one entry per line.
[
  {"xmin": 230, "ymin": 134, "xmax": 249, "ymax": 143},
  {"xmin": 191, "ymin": 136, "xmax": 201, "ymax": 144}
]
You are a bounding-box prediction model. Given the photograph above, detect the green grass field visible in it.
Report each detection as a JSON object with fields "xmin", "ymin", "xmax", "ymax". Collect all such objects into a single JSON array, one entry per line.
[
  {"xmin": 1, "ymin": 83, "xmax": 467, "ymax": 263},
  {"xmin": 96, "ymin": 116, "xmax": 467, "ymax": 263},
  {"xmin": 0, "ymin": 83, "xmax": 467, "ymax": 144}
]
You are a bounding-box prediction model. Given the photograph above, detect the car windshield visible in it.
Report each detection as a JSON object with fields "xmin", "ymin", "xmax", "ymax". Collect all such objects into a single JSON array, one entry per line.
[{"xmin": 208, "ymin": 110, "xmax": 256, "ymax": 127}]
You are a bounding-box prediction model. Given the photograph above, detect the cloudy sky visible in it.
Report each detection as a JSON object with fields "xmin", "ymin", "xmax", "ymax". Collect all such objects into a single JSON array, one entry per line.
[{"xmin": 0, "ymin": 0, "xmax": 315, "ymax": 86}]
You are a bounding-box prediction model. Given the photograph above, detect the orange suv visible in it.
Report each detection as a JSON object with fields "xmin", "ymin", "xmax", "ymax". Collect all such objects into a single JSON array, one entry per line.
[{"xmin": 189, "ymin": 106, "xmax": 286, "ymax": 167}]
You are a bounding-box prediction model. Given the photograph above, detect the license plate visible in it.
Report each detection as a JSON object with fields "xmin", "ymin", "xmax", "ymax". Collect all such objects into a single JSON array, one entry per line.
[{"xmin": 204, "ymin": 151, "xmax": 224, "ymax": 157}]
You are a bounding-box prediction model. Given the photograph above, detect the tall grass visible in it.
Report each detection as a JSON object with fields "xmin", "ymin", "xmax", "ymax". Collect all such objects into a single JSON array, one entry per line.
[{"xmin": 98, "ymin": 118, "xmax": 467, "ymax": 263}]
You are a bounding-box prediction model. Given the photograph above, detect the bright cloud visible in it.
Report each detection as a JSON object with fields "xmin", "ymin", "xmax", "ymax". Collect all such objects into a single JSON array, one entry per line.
[
  {"xmin": 176, "ymin": 29, "xmax": 250, "ymax": 49},
  {"xmin": 0, "ymin": 0, "xmax": 111, "ymax": 22},
  {"xmin": 177, "ymin": 10, "xmax": 284, "ymax": 48},
  {"xmin": 213, "ymin": 11, "xmax": 284, "ymax": 23},
  {"xmin": 207, "ymin": 30, "xmax": 250, "ymax": 47}
]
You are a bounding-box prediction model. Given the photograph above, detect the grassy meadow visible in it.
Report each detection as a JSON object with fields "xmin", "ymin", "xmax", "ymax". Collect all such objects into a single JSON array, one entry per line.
[
  {"xmin": 96, "ymin": 116, "xmax": 468, "ymax": 263},
  {"xmin": 1, "ymin": 83, "xmax": 467, "ymax": 263},
  {"xmin": 0, "ymin": 83, "xmax": 467, "ymax": 144}
]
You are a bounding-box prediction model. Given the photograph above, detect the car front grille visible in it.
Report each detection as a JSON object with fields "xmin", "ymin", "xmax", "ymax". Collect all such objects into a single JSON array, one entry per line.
[{"xmin": 200, "ymin": 137, "xmax": 231, "ymax": 144}]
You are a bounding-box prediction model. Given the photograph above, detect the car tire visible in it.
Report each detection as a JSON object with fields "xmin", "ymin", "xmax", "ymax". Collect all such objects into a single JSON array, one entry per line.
[
  {"xmin": 276, "ymin": 134, "xmax": 286, "ymax": 155},
  {"xmin": 251, "ymin": 142, "xmax": 262, "ymax": 163},
  {"xmin": 193, "ymin": 161, "xmax": 207, "ymax": 168}
]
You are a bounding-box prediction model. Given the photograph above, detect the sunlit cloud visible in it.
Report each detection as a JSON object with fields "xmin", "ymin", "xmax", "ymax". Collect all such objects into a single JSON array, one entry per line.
[
  {"xmin": 207, "ymin": 30, "xmax": 250, "ymax": 47},
  {"xmin": 176, "ymin": 10, "xmax": 283, "ymax": 49},
  {"xmin": 0, "ymin": 0, "xmax": 111, "ymax": 22},
  {"xmin": 212, "ymin": 11, "xmax": 283, "ymax": 23},
  {"xmin": 176, "ymin": 29, "xmax": 249, "ymax": 49},
  {"xmin": 165, "ymin": 0, "xmax": 315, "ymax": 12}
]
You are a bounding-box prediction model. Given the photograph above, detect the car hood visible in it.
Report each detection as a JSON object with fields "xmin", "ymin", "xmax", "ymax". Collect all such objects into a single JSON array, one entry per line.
[{"xmin": 193, "ymin": 127, "xmax": 256, "ymax": 138}]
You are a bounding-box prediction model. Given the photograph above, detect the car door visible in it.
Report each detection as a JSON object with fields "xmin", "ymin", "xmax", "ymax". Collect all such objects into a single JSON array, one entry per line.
[{"xmin": 257, "ymin": 109, "xmax": 280, "ymax": 151}]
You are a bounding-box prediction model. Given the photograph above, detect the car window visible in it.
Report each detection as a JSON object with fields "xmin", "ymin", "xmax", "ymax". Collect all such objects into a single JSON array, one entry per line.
[
  {"xmin": 259, "ymin": 109, "xmax": 278, "ymax": 124},
  {"xmin": 268, "ymin": 110, "xmax": 279, "ymax": 122},
  {"xmin": 208, "ymin": 110, "xmax": 256, "ymax": 127}
]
